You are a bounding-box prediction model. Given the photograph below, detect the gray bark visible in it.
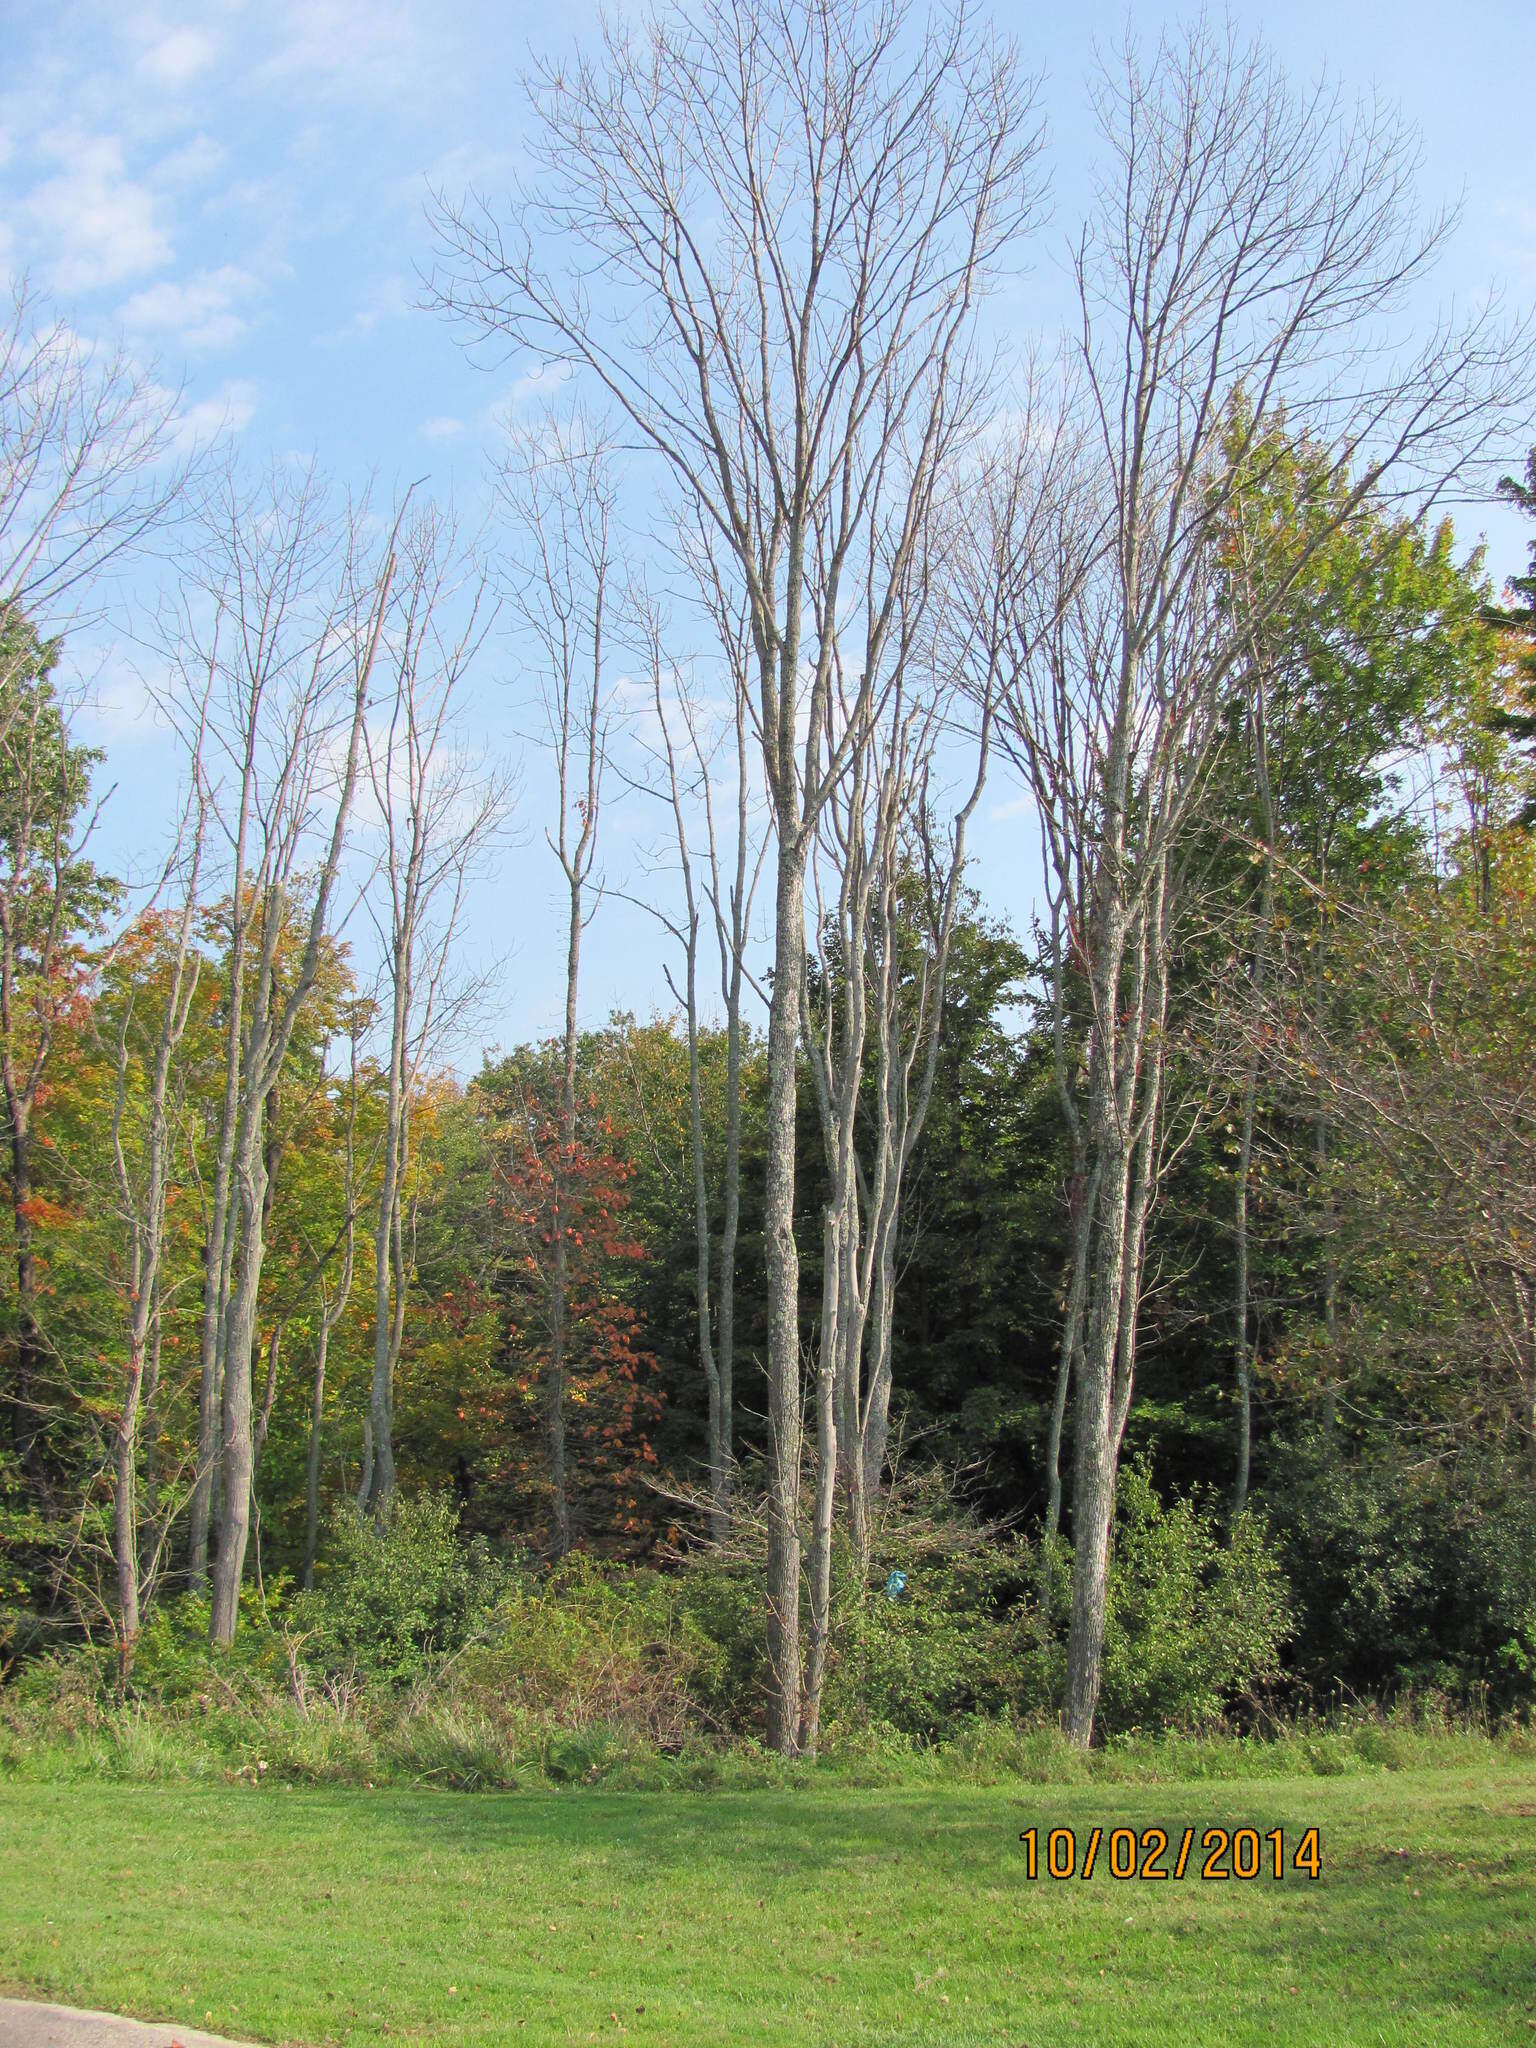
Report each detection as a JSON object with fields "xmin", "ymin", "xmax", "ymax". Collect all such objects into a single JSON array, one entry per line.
[{"xmin": 208, "ymin": 516, "xmax": 395, "ymax": 1647}]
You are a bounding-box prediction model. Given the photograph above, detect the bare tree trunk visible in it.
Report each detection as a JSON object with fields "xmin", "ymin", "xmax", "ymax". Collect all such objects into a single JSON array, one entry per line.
[
  {"xmin": 142, "ymin": 1305, "xmax": 163, "ymax": 1536},
  {"xmin": 307, "ymin": 1040, "xmax": 363, "ymax": 1588},
  {"xmin": 1063, "ymin": 934, "xmax": 1136, "ymax": 1745},
  {"xmin": 546, "ymin": 868, "xmax": 582, "ymax": 1557},
  {"xmin": 189, "ymin": 1169, "xmax": 235, "ymax": 1590},
  {"xmin": 359, "ymin": 508, "xmax": 500, "ymax": 1524},
  {"xmin": 8, "ymin": 1117, "xmax": 43, "ymax": 1483},
  {"xmin": 1064, "ymin": 852, "xmax": 1171, "ymax": 1745},
  {"xmin": 205, "ymin": 492, "xmax": 396, "ymax": 1649},
  {"xmin": 799, "ymin": 1204, "xmax": 840, "ymax": 1761},
  {"xmin": 303, "ymin": 1315, "xmax": 329, "ymax": 1590},
  {"xmin": 107, "ymin": 787, "xmax": 205, "ymax": 1661},
  {"xmin": 366, "ymin": 978, "xmax": 406, "ymax": 1516},
  {"xmin": 189, "ymin": 810, "xmax": 251, "ymax": 1593},
  {"xmin": 1232, "ymin": 1082, "xmax": 1257, "ymax": 1520},
  {"xmin": 717, "ymin": 983, "xmax": 741, "ymax": 1499},
  {"xmin": 1044, "ymin": 1174, "xmax": 1094, "ymax": 1551},
  {"xmin": 763, "ymin": 834, "xmax": 808, "ymax": 1757},
  {"xmin": 209, "ymin": 1105, "xmax": 268, "ymax": 1645},
  {"xmin": 681, "ymin": 907, "xmax": 727, "ymax": 1542},
  {"xmin": 112, "ymin": 1324, "xmax": 141, "ymax": 1651}
]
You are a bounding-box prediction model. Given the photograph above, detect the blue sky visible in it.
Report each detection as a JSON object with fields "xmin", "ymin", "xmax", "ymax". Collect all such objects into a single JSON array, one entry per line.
[{"xmin": 2, "ymin": 0, "xmax": 1532, "ymax": 1054}]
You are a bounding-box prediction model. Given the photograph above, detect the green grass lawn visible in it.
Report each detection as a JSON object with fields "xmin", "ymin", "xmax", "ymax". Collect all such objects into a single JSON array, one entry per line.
[{"xmin": 2, "ymin": 1762, "xmax": 1533, "ymax": 2046}]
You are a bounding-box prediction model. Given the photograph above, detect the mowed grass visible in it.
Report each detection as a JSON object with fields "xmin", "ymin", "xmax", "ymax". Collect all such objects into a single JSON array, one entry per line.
[{"xmin": 1, "ymin": 1762, "xmax": 1533, "ymax": 2046}]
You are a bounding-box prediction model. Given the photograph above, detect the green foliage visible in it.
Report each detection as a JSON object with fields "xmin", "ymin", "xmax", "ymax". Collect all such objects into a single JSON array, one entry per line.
[
  {"xmin": 300, "ymin": 1493, "xmax": 513, "ymax": 1684},
  {"xmin": 820, "ymin": 1501, "xmax": 1026, "ymax": 1744},
  {"xmin": 1014, "ymin": 1465, "xmax": 1292, "ymax": 1735},
  {"xmin": 457, "ymin": 1554, "xmax": 726, "ymax": 1759},
  {"xmin": 1265, "ymin": 1430, "xmax": 1536, "ymax": 1714},
  {"xmin": 1095, "ymin": 1462, "xmax": 1292, "ymax": 1732}
]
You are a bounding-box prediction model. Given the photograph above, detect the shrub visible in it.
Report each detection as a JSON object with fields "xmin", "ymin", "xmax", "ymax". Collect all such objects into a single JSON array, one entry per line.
[
  {"xmin": 1094, "ymin": 1460, "xmax": 1292, "ymax": 1733},
  {"xmin": 300, "ymin": 1493, "xmax": 513, "ymax": 1684},
  {"xmin": 820, "ymin": 1529, "xmax": 1023, "ymax": 1743},
  {"xmin": 1263, "ymin": 1432, "xmax": 1536, "ymax": 1714},
  {"xmin": 459, "ymin": 1555, "xmax": 725, "ymax": 1749}
]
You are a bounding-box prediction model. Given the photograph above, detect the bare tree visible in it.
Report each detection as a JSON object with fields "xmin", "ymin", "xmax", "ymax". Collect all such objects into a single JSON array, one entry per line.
[
  {"xmin": 0, "ymin": 278, "xmax": 188, "ymax": 625},
  {"xmin": 302, "ymin": 1017, "xmax": 365, "ymax": 1590},
  {"xmin": 628, "ymin": 573, "xmax": 768, "ymax": 1543},
  {"xmin": 801, "ymin": 509, "xmax": 989, "ymax": 1634},
  {"xmin": 357, "ymin": 506, "xmax": 505, "ymax": 1518},
  {"xmin": 431, "ymin": 0, "xmax": 1043, "ymax": 1751},
  {"xmin": 0, "ymin": 280, "xmax": 189, "ymax": 1498},
  {"xmin": 166, "ymin": 464, "xmax": 398, "ymax": 1643},
  {"xmin": 979, "ymin": 20, "xmax": 1532, "ymax": 1746},
  {"xmin": 105, "ymin": 757, "xmax": 208, "ymax": 1659},
  {"xmin": 494, "ymin": 412, "xmax": 616, "ymax": 1557}
]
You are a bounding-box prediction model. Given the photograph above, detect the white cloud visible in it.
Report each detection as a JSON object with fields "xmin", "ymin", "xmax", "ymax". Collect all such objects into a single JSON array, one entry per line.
[
  {"xmin": 259, "ymin": 0, "xmax": 438, "ymax": 107},
  {"xmin": 169, "ymin": 376, "xmax": 258, "ymax": 451},
  {"xmin": 138, "ymin": 25, "xmax": 218, "ymax": 88},
  {"xmin": 318, "ymin": 272, "xmax": 412, "ymax": 345},
  {"xmin": 509, "ymin": 361, "xmax": 572, "ymax": 407},
  {"xmin": 486, "ymin": 361, "xmax": 575, "ymax": 432},
  {"xmin": 24, "ymin": 132, "xmax": 171, "ymax": 294},
  {"xmin": 79, "ymin": 658, "xmax": 166, "ymax": 747},
  {"xmin": 121, "ymin": 264, "xmax": 262, "ymax": 352},
  {"xmin": 420, "ymin": 415, "xmax": 465, "ymax": 442},
  {"xmin": 153, "ymin": 133, "xmax": 227, "ymax": 189}
]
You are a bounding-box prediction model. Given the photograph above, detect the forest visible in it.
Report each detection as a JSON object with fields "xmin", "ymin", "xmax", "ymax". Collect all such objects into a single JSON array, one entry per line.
[{"xmin": 2, "ymin": 0, "xmax": 1535, "ymax": 1789}]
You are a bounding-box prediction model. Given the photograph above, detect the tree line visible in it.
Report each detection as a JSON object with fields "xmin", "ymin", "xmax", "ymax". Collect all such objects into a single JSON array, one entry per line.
[{"xmin": 1, "ymin": 1, "xmax": 1534, "ymax": 1753}]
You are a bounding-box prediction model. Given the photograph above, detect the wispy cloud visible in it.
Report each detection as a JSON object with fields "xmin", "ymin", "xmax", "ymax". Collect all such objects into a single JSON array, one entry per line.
[
  {"xmin": 318, "ymin": 272, "xmax": 413, "ymax": 346},
  {"xmin": 153, "ymin": 133, "xmax": 227, "ymax": 189},
  {"xmin": 23, "ymin": 131, "xmax": 171, "ymax": 293},
  {"xmin": 258, "ymin": 0, "xmax": 444, "ymax": 109},
  {"xmin": 136, "ymin": 24, "xmax": 218, "ymax": 89},
  {"xmin": 487, "ymin": 361, "xmax": 574, "ymax": 431},
  {"xmin": 420, "ymin": 415, "xmax": 466, "ymax": 442},
  {"xmin": 169, "ymin": 376, "xmax": 259, "ymax": 451},
  {"xmin": 120, "ymin": 263, "xmax": 263, "ymax": 353}
]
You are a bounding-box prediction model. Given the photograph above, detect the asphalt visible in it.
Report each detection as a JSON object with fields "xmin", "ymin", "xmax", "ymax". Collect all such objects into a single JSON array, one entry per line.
[{"xmin": 0, "ymin": 2002, "xmax": 266, "ymax": 2048}]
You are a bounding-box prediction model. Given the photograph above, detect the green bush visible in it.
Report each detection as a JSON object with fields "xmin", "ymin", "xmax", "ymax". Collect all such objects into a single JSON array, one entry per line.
[
  {"xmin": 458, "ymin": 1554, "xmax": 725, "ymax": 1751},
  {"xmin": 300, "ymin": 1493, "xmax": 513, "ymax": 1684},
  {"xmin": 820, "ymin": 1531, "xmax": 1023, "ymax": 1743},
  {"xmin": 1263, "ymin": 1432, "xmax": 1536, "ymax": 1714},
  {"xmin": 1095, "ymin": 1461, "xmax": 1292, "ymax": 1733},
  {"xmin": 669, "ymin": 1554, "xmax": 766, "ymax": 1729},
  {"xmin": 673, "ymin": 1468, "xmax": 1034, "ymax": 1748}
]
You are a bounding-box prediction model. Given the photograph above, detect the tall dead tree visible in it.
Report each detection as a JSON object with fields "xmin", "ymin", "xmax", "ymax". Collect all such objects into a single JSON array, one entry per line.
[
  {"xmin": 802, "ymin": 507, "xmax": 990, "ymax": 1616},
  {"xmin": 431, "ymin": 0, "xmax": 1043, "ymax": 1751},
  {"xmin": 979, "ymin": 21, "xmax": 1532, "ymax": 1746},
  {"xmin": 630, "ymin": 572, "xmax": 767, "ymax": 1543},
  {"xmin": 495, "ymin": 413, "xmax": 615, "ymax": 1558},
  {"xmin": 358, "ymin": 506, "xmax": 503, "ymax": 1518},
  {"xmin": 0, "ymin": 284, "xmax": 187, "ymax": 1497},
  {"xmin": 106, "ymin": 759, "xmax": 208, "ymax": 1658},
  {"xmin": 302, "ymin": 1018, "xmax": 365, "ymax": 1590},
  {"xmin": 169, "ymin": 465, "xmax": 397, "ymax": 1643}
]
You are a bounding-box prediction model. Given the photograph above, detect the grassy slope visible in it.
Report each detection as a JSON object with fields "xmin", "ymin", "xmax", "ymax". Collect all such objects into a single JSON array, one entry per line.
[{"xmin": 1, "ymin": 1764, "xmax": 1533, "ymax": 2046}]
